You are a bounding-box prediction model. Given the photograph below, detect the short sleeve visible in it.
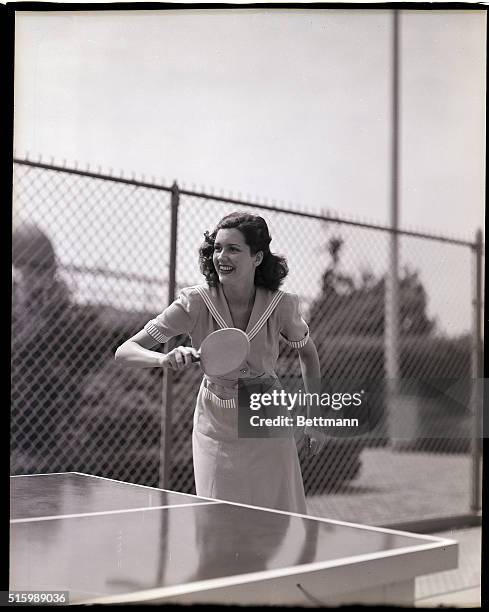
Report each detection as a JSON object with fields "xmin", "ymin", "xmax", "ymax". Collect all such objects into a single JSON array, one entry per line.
[
  {"xmin": 280, "ymin": 293, "xmax": 309, "ymax": 349},
  {"xmin": 144, "ymin": 287, "xmax": 199, "ymax": 344}
]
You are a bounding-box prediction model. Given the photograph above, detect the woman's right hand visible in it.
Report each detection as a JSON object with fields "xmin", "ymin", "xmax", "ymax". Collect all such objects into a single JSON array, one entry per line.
[{"xmin": 162, "ymin": 346, "xmax": 200, "ymax": 371}]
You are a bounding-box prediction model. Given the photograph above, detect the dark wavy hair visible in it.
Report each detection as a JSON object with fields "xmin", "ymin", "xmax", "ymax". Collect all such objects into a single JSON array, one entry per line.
[{"xmin": 199, "ymin": 212, "xmax": 288, "ymax": 291}]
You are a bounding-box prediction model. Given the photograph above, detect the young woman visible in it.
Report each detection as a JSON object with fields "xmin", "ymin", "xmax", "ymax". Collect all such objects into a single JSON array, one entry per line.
[{"xmin": 115, "ymin": 212, "xmax": 326, "ymax": 514}]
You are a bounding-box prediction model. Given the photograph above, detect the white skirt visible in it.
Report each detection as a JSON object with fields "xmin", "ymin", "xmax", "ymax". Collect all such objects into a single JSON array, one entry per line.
[{"xmin": 192, "ymin": 379, "xmax": 307, "ymax": 515}]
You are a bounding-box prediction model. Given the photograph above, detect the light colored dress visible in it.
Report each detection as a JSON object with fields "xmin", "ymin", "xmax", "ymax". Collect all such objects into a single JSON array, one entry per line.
[{"xmin": 144, "ymin": 282, "xmax": 310, "ymax": 514}]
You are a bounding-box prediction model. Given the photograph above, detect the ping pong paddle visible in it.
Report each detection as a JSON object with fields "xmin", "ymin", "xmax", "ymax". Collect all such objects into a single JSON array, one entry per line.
[{"xmin": 192, "ymin": 328, "xmax": 250, "ymax": 376}]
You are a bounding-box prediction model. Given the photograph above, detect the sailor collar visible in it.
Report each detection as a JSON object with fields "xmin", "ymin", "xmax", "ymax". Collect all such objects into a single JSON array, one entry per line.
[{"xmin": 194, "ymin": 284, "xmax": 284, "ymax": 342}]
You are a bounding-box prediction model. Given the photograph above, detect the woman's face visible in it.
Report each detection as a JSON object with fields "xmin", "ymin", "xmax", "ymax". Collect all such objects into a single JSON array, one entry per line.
[{"xmin": 213, "ymin": 228, "xmax": 262, "ymax": 288}]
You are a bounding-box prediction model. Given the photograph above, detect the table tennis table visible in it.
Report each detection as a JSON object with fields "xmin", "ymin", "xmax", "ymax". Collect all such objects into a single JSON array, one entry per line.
[{"xmin": 10, "ymin": 472, "xmax": 458, "ymax": 606}]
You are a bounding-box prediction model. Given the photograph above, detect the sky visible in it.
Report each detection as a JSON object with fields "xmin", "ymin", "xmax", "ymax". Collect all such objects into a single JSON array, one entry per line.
[{"xmin": 12, "ymin": 8, "xmax": 486, "ymax": 334}]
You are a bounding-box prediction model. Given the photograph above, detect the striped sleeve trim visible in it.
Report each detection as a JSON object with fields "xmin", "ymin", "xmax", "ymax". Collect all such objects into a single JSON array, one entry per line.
[
  {"xmin": 202, "ymin": 387, "xmax": 236, "ymax": 409},
  {"xmin": 281, "ymin": 330, "xmax": 309, "ymax": 349},
  {"xmin": 144, "ymin": 321, "xmax": 171, "ymax": 344}
]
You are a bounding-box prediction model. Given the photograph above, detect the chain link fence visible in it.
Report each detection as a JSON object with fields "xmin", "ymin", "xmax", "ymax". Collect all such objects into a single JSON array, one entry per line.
[{"xmin": 11, "ymin": 158, "xmax": 483, "ymax": 526}]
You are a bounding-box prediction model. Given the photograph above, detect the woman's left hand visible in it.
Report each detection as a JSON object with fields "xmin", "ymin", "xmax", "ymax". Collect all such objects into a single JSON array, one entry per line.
[{"xmin": 304, "ymin": 426, "xmax": 327, "ymax": 456}]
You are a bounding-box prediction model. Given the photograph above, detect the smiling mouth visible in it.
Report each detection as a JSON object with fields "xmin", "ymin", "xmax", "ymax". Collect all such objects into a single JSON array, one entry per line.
[{"xmin": 218, "ymin": 265, "xmax": 234, "ymax": 273}]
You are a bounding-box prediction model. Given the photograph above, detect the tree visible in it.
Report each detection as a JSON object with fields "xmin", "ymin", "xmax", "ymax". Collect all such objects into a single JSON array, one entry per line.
[{"xmin": 308, "ymin": 235, "xmax": 436, "ymax": 341}]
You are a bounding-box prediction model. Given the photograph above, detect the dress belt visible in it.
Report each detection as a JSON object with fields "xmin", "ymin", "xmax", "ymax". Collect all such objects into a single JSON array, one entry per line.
[
  {"xmin": 203, "ymin": 373, "xmax": 272, "ymax": 390},
  {"xmin": 203, "ymin": 375, "xmax": 239, "ymax": 390},
  {"xmin": 202, "ymin": 374, "xmax": 280, "ymax": 409}
]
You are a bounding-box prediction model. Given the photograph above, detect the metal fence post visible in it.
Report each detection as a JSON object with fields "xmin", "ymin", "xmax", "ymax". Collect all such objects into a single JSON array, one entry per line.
[
  {"xmin": 471, "ymin": 228, "xmax": 483, "ymax": 512},
  {"xmin": 159, "ymin": 181, "xmax": 180, "ymax": 489},
  {"xmin": 386, "ymin": 9, "xmax": 401, "ymax": 445}
]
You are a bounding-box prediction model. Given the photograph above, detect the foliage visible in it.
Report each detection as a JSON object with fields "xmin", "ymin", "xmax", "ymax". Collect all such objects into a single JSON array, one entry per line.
[{"xmin": 308, "ymin": 235, "xmax": 436, "ymax": 339}]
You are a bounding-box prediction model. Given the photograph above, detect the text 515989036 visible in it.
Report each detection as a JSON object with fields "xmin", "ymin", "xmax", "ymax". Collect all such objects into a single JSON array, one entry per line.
[{"xmin": 3, "ymin": 592, "xmax": 69, "ymax": 605}]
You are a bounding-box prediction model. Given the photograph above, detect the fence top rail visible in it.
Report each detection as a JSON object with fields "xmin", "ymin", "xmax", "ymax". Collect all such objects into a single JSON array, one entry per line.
[
  {"xmin": 13, "ymin": 158, "xmax": 174, "ymax": 194},
  {"xmin": 13, "ymin": 158, "xmax": 479, "ymax": 249}
]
